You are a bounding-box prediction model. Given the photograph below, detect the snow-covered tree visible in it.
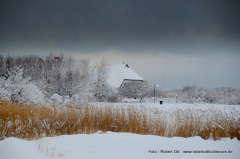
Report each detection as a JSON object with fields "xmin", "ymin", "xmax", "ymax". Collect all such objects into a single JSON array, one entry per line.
[
  {"xmin": 46, "ymin": 57, "xmax": 92, "ymax": 105},
  {"xmin": 119, "ymin": 81, "xmax": 151, "ymax": 103},
  {"xmin": 181, "ymin": 84, "xmax": 197, "ymax": 103},
  {"xmin": 91, "ymin": 58, "xmax": 114, "ymax": 102},
  {"xmin": 0, "ymin": 67, "xmax": 45, "ymax": 105}
]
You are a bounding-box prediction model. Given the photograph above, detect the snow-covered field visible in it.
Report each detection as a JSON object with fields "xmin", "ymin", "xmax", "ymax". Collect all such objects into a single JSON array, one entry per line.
[
  {"xmin": 0, "ymin": 103, "xmax": 239, "ymax": 159},
  {"xmin": 0, "ymin": 131, "xmax": 239, "ymax": 159},
  {"xmin": 107, "ymin": 102, "xmax": 240, "ymax": 111}
]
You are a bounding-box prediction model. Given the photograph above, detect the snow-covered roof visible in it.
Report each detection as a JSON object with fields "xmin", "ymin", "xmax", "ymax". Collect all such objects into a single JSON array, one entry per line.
[{"xmin": 107, "ymin": 64, "xmax": 144, "ymax": 88}]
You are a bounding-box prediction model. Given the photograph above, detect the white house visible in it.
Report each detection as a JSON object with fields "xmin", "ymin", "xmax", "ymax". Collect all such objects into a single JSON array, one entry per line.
[{"xmin": 107, "ymin": 64, "xmax": 144, "ymax": 88}]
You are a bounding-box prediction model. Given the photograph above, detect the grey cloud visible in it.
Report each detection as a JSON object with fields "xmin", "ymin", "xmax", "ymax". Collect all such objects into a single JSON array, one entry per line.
[
  {"xmin": 0, "ymin": 0, "xmax": 240, "ymax": 89},
  {"xmin": 0, "ymin": 0, "xmax": 240, "ymax": 54}
]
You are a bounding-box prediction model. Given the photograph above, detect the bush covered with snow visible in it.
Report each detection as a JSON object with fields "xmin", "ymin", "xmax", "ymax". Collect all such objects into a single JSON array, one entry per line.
[
  {"xmin": 0, "ymin": 67, "xmax": 45, "ymax": 104},
  {"xmin": 119, "ymin": 81, "xmax": 151, "ymax": 103},
  {"xmin": 50, "ymin": 93, "xmax": 63, "ymax": 104}
]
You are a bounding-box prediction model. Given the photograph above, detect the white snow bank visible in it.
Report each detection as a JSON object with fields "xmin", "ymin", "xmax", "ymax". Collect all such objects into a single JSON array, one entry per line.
[
  {"xmin": 0, "ymin": 137, "xmax": 42, "ymax": 159},
  {"xmin": 0, "ymin": 132, "xmax": 239, "ymax": 159}
]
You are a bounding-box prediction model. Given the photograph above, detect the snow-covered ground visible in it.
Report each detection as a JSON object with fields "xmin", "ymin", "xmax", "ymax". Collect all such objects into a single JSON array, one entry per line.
[
  {"xmin": 96, "ymin": 102, "xmax": 240, "ymax": 113},
  {"xmin": 0, "ymin": 131, "xmax": 239, "ymax": 159}
]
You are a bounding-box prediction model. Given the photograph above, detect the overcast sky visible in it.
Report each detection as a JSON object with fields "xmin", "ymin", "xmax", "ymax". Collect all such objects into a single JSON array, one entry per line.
[{"xmin": 0, "ymin": 0, "xmax": 240, "ymax": 89}]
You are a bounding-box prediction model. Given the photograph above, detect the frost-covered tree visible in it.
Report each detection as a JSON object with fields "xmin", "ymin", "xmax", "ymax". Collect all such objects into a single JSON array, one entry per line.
[
  {"xmin": 91, "ymin": 58, "xmax": 114, "ymax": 102},
  {"xmin": 181, "ymin": 84, "xmax": 197, "ymax": 103},
  {"xmin": 0, "ymin": 67, "xmax": 45, "ymax": 104},
  {"xmin": 45, "ymin": 57, "xmax": 92, "ymax": 105},
  {"xmin": 119, "ymin": 81, "xmax": 151, "ymax": 103}
]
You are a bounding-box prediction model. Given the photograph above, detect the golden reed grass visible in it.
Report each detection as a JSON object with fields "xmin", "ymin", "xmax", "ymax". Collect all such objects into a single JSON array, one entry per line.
[{"xmin": 0, "ymin": 101, "xmax": 239, "ymax": 141}]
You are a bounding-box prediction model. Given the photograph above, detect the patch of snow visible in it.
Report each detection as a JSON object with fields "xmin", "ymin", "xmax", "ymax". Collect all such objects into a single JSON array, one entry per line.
[{"xmin": 0, "ymin": 132, "xmax": 239, "ymax": 159}]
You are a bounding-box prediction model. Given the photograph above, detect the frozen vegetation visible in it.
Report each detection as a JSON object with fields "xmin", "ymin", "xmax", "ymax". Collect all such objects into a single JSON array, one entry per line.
[
  {"xmin": 1, "ymin": 101, "xmax": 239, "ymax": 140},
  {"xmin": 0, "ymin": 54, "xmax": 118, "ymax": 105},
  {"xmin": 0, "ymin": 54, "xmax": 240, "ymax": 105}
]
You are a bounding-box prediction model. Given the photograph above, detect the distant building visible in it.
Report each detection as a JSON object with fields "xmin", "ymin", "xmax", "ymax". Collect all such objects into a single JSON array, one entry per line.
[{"xmin": 107, "ymin": 64, "xmax": 144, "ymax": 88}]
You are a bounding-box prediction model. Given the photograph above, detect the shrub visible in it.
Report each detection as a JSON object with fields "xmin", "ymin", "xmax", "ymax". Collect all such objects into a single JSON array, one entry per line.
[{"xmin": 0, "ymin": 67, "xmax": 44, "ymax": 105}]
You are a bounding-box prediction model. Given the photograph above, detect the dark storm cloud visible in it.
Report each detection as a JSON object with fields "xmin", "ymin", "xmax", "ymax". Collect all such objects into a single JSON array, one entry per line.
[
  {"xmin": 0, "ymin": 0, "xmax": 240, "ymax": 54},
  {"xmin": 0, "ymin": 0, "xmax": 240, "ymax": 89}
]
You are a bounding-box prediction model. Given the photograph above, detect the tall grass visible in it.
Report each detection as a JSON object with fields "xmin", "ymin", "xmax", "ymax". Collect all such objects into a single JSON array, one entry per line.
[{"xmin": 0, "ymin": 101, "xmax": 239, "ymax": 140}]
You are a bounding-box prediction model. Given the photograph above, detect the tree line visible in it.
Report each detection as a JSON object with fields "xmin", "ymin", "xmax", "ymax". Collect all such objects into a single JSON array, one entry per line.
[
  {"xmin": 0, "ymin": 54, "xmax": 118, "ymax": 105},
  {"xmin": 152, "ymin": 85, "xmax": 240, "ymax": 105},
  {"xmin": 0, "ymin": 54, "xmax": 239, "ymax": 105}
]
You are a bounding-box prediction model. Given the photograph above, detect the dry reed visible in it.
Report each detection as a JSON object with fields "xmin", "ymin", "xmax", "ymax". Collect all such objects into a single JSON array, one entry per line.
[{"xmin": 0, "ymin": 101, "xmax": 239, "ymax": 141}]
